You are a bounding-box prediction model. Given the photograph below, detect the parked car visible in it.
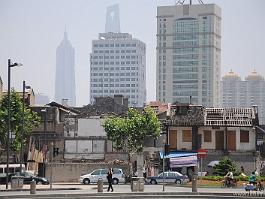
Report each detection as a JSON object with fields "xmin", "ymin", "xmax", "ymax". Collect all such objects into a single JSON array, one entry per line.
[
  {"xmin": 11, "ymin": 171, "xmax": 49, "ymax": 185},
  {"xmin": 207, "ymin": 160, "xmax": 220, "ymax": 168},
  {"xmin": 147, "ymin": 171, "xmax": 189, "ymax": 184},
  {"xmin": 198, "ymin": 171, "xmax": 208, "ymax": 176},
  {"xmin": 79, "ymin": 168, "xmax": 125, "ymax": 185}
]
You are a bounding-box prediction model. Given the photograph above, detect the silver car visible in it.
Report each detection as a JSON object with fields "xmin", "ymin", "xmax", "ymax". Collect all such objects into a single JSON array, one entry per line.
[
  {"xmin": 79, "ymin": 168, "xmax": 125, "ymax": 185},
  {"xmin": 147, "ymin": 171, "xmax": 189, "ymax": 184}
]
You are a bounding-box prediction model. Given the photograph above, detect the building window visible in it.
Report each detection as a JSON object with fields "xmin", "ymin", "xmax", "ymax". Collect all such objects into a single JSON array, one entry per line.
[
  {"xmin": 240, "ymin": 130, "xmax": 249, "ymax": 143},
  {"xmin": 182, "ymin": 130, "xmax": 191, "ymax": 142},
  {"xmin": 204, "ymin": 130, "xmax": 212, "ymax": 142}
]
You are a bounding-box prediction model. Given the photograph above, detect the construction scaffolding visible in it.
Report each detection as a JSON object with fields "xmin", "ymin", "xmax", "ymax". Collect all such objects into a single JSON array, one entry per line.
[{"xmin": 204, "ymin": 107, "xmax": 258, "ymax": 127}]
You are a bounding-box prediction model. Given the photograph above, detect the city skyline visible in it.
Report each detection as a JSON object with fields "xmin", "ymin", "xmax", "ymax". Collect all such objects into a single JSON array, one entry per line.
[{"xmin": 0, "ymin": 0, "xmax": 264, "ymax": 106}]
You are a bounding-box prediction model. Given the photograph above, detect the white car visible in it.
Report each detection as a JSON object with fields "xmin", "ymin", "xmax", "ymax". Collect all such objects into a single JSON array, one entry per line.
[
  {"xmin": 147, "ymin": 171, "xmax": 189, "ymax": 184},
  {"xmin": 79, "ymin": 168, "xmax": 125, "ymax": 185}
]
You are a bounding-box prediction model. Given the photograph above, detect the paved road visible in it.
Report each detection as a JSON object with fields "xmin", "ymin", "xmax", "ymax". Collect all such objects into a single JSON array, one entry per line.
[{"xmin": 0, "ymin": 183, "xmax": 264, "ymax": 198}]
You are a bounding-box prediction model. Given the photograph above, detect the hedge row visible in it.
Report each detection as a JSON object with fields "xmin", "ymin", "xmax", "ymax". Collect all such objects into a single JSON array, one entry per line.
[{"xmin": 201, "ymin": 176, "xmax": 265, "ymax": 181}]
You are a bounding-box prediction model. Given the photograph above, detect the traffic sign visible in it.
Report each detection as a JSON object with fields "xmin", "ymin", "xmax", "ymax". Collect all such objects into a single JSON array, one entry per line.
[{"xmin": 197, "ymin": 148, "xmax": 207, "ymax": 159}]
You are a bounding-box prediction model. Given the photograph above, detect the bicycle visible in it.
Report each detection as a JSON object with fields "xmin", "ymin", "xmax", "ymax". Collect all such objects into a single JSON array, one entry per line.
[{"xmin": 221, "ymin": 179, "xmax": 237, "ymax": 188}]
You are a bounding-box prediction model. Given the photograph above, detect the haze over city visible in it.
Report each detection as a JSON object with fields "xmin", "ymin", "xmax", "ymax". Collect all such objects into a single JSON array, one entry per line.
[{"xmin": 0, "ymin": 0, "xmax": 264, "ymax": 106}]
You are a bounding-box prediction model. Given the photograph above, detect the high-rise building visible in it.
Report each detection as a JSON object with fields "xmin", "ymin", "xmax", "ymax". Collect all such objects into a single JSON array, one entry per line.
[
  {"xmin": 90, "ymin": 5, "xmax": 146, "ymax": 107},
  {"xmin": 90, "ymin": 33, "xmax": 146, "ymax": 107},
  {"xmin": 156, "ymin": 3, "xmax": 221, "ymax": 107},
  {"xmin": 221, "ymin": 70, "xmax": 265, "ymax": 124},
  {"xmin": 221, "ymin": 70, "xmax": 243, "ymax": 107},
  {"xmin": 55, "ymin": 31, "xmax": 76, "ymax": 106}
]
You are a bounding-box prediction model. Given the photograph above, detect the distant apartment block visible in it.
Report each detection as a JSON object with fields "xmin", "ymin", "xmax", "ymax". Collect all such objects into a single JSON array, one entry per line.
[
  {"xmin": 221, "ymin": 70, "xmax": 265, "ymax": 124},
  {"xmin": 55, "ymin": 31, "xmax": 76, "ymax": 106},
  {"xmin": 156, "ymin": 3, "xmax": 221, "ymax": 107}
]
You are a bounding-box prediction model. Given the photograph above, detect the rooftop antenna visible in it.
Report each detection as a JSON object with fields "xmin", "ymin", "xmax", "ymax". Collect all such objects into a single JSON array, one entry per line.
[{"xmin": 175, "ymin": 0, "xmax": 204, "ymax": 5}]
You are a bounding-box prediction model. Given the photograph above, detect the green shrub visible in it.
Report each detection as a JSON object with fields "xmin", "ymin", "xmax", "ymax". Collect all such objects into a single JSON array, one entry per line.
[
  {"xmin": 201, "ymin": 176, "xmax": 223, "ymax": 181},
  {"xmin": 201, "ymin": 175, "xmax": 265, "ymax": 181},
  {"xmin": 213, "ymin": 157, "xmax": 236, "ymax": 176}
]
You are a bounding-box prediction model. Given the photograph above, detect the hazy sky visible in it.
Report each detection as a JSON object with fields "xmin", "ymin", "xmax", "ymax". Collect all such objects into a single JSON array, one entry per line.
[{"xmin": 0, "ymin": 0, "xmax": 264, "ymax": 106}]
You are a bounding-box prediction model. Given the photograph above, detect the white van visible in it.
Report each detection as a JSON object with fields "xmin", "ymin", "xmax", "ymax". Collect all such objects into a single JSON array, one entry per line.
[
  {"xmin": 0, "ymin": 164, "xmax": 25, "ymax": 175},
  {"xmin": 0, "ymin": 164, "xmax": 25, "ymax": 184}
]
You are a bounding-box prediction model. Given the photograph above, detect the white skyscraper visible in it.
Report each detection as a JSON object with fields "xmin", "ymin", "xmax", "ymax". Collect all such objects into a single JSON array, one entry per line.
[
  {"xmin": 90, "ymin": 5, "xmax": 146, "ymax": 107},
  {"xmin": 55, "ymin": 31, "xmax": 76, "ymax": 106},
  {"xmin": 221, "ymin": 70, "xmax": 265, "ymax": 124},
  {"xmin": 90, "ymin": 33, "xmax": 146, "ymax": 107},
  {"xmin": 156, "ymin": 3, "xmax": 221, "ymax": 107}
]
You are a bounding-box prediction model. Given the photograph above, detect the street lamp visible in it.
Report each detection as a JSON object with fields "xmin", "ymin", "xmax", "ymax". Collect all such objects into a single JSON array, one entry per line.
[
  {"xmin": 162, "ymin": 139, "xmax": 165, "ymax": 192},
  {"xmin": 41, "ymin": 108, "xmax": 47, "ymax": 177},
  {"xmin": 20, "ymin": 81, "xmax": 31, "ymax": 175},
  {"xmin": 6, "ymin": 59, "xmax": 22, "ymax": 189}
]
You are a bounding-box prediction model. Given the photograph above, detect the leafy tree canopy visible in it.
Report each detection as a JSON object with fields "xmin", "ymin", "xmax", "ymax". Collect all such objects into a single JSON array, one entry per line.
[
  {"xmin": 0, "ymin": 89, "xmax": 40, "ymax": 152},
  {"xmin": 102, "ymin": 107, "xmax": 160, "ymax": 154},
  {"xmin": 213, "ymin": 157, "xmax": 236, "ymax": 176}
]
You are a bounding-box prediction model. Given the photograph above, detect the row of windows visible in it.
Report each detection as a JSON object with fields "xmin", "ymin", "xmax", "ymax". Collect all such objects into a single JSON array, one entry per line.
[
  {"xmin": 92, "ymin": 61, "xmax": 139, "ymax": 65},
  {"xmin": 93, "ymin": 50, "xmax": 137, "ymax": 54},
  {"xmin": 173, "ymin": 67, "xmax": 198, "ymax": 73},
  {"xmin": 182, "ymin": 130, "xmax": 249, "ymax": 143},
  {"xmin": 173, "ymin": 33, "xmax": 198, "ymax": 41},
  {"xmin": 92, "ymin": 66, "xmax": 139, "ymax": 71},
  {"xmin": 173, "ymin": 91, "xmax": 198, "ymax": 97},
  {"xmin": 91, "ymin": 72, "xmax": 139, "ymax": 77},
  {"xmin": 173, "ymin": 84, "xmax": 198, "ymax": 89},
  {"xmin": 173, "ymin": 54, "xmax": 199, "ymax": 59},
  {"xmin": 91, "ymin": 83, "xmax": 138, "ymax": 88},
  {"xmin": 173, "ymin": 41, "xmax": 198, "ymax": 48},
  {"xmin": 91, "ymin": 90, "xmax": 138, "ymax": 96},
  {"xmin": 173, "ymin": 48, "xmax": 199, "ymax": 53},
  {"xmin": 173, "ymin": 61, "xmax": 199, "ymax": 66},
  {"xmin": 94, "ymin": 43, "xmax": 137, "ymax": 48},
  {"xmin": 92, "ymin": 55, "xmax": 138, "ymax": 59},
  {"xmin": 92, "ymin": 78, "xmax": 138, "ymax": 82}
]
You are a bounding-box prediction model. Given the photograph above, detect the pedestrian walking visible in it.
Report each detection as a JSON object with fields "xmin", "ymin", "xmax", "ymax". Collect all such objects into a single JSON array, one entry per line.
[{"xmin": 107, "ymin": 168, "xmax": 113, "ymax": 192}]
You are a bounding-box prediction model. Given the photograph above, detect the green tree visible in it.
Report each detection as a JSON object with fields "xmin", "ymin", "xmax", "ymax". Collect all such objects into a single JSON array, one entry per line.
[
  {"xmin": 213, "ymin": 157, "xmax": 236, "ymax": 176},
  {"xmin": 102, "ymin": 107, "xmax": 160, "ymax": 154},
  {"xmin": 0, "ymin": 89, "xmax": 40, "ymax": 152}
]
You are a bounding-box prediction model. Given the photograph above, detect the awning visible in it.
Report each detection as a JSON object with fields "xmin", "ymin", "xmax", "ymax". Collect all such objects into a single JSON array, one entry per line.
[
  {"xmin": 170, "ymin": 155, "xmax": 197, "ymax": 168},
  {"xmin": 159, "ymin": 151, "xmax": 198, "ymax": 168},
  {"xmin": 159, "ymin": 151, "xmax": 197, "ymax": 159}
]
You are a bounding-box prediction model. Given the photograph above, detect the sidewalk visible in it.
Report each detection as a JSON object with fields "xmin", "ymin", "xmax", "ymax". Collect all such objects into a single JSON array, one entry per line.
[{"xmin": 0, "ymin": 183, "xmax": 264, "ymax": 198}]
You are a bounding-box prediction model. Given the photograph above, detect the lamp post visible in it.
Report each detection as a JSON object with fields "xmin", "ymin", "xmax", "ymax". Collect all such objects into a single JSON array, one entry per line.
[
  {"xmin": 20, "ymin": 81, "xmax": 31, "ymax": 175},
  {"xmin": 6, "ymin": 59, "xmax": 22, "ymax": 189},
  {"xmin": 162, "ymin": 139, "xmax": 165, "ymax": 192},
  {"xmin": 41, "ymin": 108, "xmax": 47, "ymax": 177}
]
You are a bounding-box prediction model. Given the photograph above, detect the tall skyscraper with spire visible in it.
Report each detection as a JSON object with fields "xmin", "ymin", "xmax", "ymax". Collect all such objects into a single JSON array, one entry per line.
[
  {"xmin": 105, "ymin": 4, "xmax": 121, "ymax": 33},
  {"xmin": 55, "ymin": 30, "xmax": 76, "ymax": 106}
]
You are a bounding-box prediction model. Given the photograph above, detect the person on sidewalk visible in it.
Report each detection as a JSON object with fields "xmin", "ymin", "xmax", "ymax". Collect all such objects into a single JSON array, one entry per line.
[{"xmin": 107, "ymin": 168, "xmax": 113, "ymax": 192}]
